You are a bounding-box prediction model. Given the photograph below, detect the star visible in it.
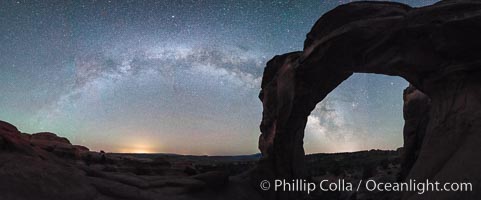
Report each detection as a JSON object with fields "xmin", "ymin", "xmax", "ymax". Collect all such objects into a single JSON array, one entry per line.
[{"xmin": 0, "ymin": 0, "xmax": 440, "ymax": 155}]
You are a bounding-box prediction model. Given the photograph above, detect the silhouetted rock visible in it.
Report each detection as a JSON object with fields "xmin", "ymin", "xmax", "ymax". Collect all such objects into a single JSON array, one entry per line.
[
  {"xmin": 0, "ymin": 120, "xmax": 264, "ymax": 200},
  {"xmin": 72, "ymin": 145, "xmax": 91, "ymax": 160},
  {"xmin": 31, "ymin": 132, "xmax": 71, "ymax": 144},
  {"xmin": 0, "ymin": 122, "xmax": 98, "ymax": 200},
  {"xmin": 400, "ymin": 85, "xmax": 430, "ymax": 180},
  {"xmin": 20, "ymin": 132, "xmax": 32, "ymax": 140},
  {"xmin": 27, "ymin": 132, "xmax": 91, "ymax": 159},
  {"xmin": 0, "ymin": 120, "xmax": 19, "ymax": 133},
  {"xmin": 0, "ymin": 121, "xmax": 37, "ymax": 156},
  {"xmin": 256, "ymin": 1, "xmax": 481, "ymax": 199},
  {"xmin": 192, "ymin": 171, "xmax": 229, "ymax": 188}
]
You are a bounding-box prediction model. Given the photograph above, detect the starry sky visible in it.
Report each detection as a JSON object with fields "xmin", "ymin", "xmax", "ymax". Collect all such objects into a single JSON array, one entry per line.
[{"xmin": 0, "ymin": 0, "xmax": 438, "ymax": 155}]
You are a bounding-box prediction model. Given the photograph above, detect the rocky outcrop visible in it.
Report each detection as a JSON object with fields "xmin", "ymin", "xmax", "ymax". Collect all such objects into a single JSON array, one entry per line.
[
  {"xmin": 0, "ymin": 120, "xmax": 19, "ymax": 132},
  {"xmin": 0, "ymin": 121, "xmax": 96, "ymax": 200},
  {"xmin": 0, "ymin": 120, "xmax": 262, "ymax": 200},
  {"xmin": 400, "ymin": 85, "xmax": 430, "ymax": 180},
  {"xmin": 28, "ymin": 132, "xmax": 89, "ymax": 159},
  {"xmin": 256, "ymin": 0, "xmax": 481, "ymax": 199}
]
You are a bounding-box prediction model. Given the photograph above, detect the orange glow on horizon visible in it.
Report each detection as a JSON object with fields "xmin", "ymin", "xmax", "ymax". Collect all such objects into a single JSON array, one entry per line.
[
  {"xmin": 115, "ymin": 137, "xmax": 160, "ymax": 153},
  {"xmin": 117, "ymin": 148, "xmax": 155, "ymax": 154}
]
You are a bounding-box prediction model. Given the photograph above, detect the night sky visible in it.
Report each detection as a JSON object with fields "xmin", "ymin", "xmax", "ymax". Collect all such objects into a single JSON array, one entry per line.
[{"xmin": 0, "ymin": 0, "xmax": 438, "ymax": 155}]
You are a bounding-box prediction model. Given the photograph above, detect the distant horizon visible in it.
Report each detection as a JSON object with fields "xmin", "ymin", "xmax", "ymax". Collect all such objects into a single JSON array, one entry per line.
[
  {"xmin": 0, "ymin": 0, "xmax": 438, "ymax": 155},
  {"xmin": 6, "ymin": 118, "xmax": 402, "ymax": 156},
  {"xmin": 111, "ymin": 148, "xmax": 401, "ymax": 156}
]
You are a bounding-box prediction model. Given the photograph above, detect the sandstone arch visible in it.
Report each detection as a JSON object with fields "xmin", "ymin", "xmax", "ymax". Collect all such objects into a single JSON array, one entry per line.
[{"xmin": 254, "ymin": 1, "xmax": 481, "ymax": 199}]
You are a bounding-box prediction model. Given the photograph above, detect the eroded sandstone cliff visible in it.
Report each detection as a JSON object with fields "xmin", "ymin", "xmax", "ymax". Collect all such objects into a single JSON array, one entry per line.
[{"xmin": 255, "ymin": 0, "xmax": 481, "ymax": 199}]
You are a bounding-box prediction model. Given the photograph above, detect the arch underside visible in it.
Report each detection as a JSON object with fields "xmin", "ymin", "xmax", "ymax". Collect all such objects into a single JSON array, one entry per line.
[{"xmin": 255, "ymin": 1, "xmax": 481, "ymax": 200}]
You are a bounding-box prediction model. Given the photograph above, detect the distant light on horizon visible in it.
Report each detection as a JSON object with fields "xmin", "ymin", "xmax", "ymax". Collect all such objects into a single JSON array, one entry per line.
[{"xmin": 0, "ymin": 0, "xmax": 439, "ymax": 155}]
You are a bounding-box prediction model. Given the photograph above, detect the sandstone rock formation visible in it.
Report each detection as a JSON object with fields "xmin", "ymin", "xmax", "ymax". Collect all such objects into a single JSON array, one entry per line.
[
  {"xmin": 400, "ymin": 85, "xmax": 430, "ymax": 181},
  {"xmin": 256, "ymin": 0, "xmax": 481, "ymax": 199},
  {"xmin": 0, "ymin": 120, "xmax": 262, "ymax": 200}
]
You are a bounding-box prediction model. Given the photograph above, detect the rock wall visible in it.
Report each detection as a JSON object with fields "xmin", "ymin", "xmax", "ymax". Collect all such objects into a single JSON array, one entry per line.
[
  {"xmin": 255, "ymin": 0, "xmax": 481, "ymax": 199},
  {"xmin": 400, "ymin": 85, "xmax": 430, "ymax": 181}
]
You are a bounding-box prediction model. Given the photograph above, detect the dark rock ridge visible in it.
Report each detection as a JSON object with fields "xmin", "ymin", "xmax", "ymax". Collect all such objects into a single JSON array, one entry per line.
[
  {"xmin": 255, "ymin": 0, "xmax": 481, "ymax": 199},
  {"xmin": 0, "ymin": 120, "xmax": 262, "ymax": 200}
]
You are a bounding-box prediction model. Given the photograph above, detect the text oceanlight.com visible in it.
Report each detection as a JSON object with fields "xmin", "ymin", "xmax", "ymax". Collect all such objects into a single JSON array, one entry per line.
[{"xmin": 259, "ymin": 179, "xmax": 472, "ymax": 194}]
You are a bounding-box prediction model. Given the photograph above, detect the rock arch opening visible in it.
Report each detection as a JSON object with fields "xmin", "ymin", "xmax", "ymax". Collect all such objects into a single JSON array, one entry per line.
[
  {"xmin": 303, "ymin": 74, "xmax": 407, "ymax": 154},
  {"xmin": 253, "ymin": 1, "xmax": 481, "ymax": 200}
]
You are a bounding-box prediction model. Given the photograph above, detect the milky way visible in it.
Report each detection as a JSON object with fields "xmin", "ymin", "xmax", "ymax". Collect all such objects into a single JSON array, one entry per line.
[{"xmin": 0, "ymin": 0, "xmax": 438, "ymax": 155}]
